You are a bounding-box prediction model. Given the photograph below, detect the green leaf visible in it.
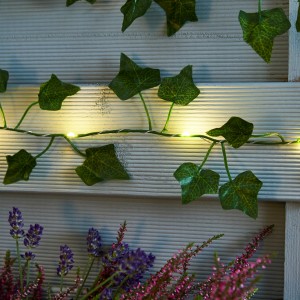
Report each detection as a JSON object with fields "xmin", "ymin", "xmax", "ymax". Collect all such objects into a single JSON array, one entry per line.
[
  {"xmin": 121, "ymin": 0, "xmax": 152, "ymax": 32},
  {"xmin": 154, "ymin": 0, "xmax": 198, "ymax": 36},
  {"xmin": 174, "ymin": 163, "xmax": 220, "ymax": 204},
  {"xmin": 76, "ymin": 144, "xmax": 130, "ymax": 186},
  {"xmin": 66, "ymin": 0, "xmax": 96, "ymax": 7},
  {"xmin": 0, "ymin": 69, "xmax": 9, "ymax": 93},
  {"xmin": 239, "ymin": 8, "xmax": 290, "ymax": 63},
  {"xmin": 38, "ymin": 74, "xmax": 80, "ymax": 111},
  {"xmin": 158, "ymin": 65, "xmax": 200, "ymax": 106},
  {"xmin": 3, "ymin": 149, "xmax": 36, "ymax": 184},
  {"xmin": 219, "ymin": 170, "xmax": 263, "ymax": 219},
  {"xmin": 109, "ymin": 53, "xmax": 161, "ymax": 100},
  {"xmin": 206, "ymin": 117, "xmax": 253, "ymax": 149},
  {"xmin": 296, "ymin": 1, "xmax": 300, "ymax": 32}
]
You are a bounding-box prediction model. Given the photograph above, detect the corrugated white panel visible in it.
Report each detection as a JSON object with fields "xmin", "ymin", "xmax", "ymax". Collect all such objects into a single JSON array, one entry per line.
[
  {"xmin": 0, "ymin": 0, "xmax": 288, "ymax": 84},
  {"xmin": 0, "ymin": 83, "xmax": 299, "ymax": 204},
  {"xmin": 0, "ymin": 192, "xmax": 284, "ymax": 299}
]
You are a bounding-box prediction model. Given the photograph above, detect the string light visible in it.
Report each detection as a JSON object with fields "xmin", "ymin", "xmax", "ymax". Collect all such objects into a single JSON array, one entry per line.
[
  {"xmin": 67, "ymin": 132, "xmax": 77, "ymax": 138},
  {"xmin": 181, "ymin": 131, "xmax": 191, "ymax": 137}
]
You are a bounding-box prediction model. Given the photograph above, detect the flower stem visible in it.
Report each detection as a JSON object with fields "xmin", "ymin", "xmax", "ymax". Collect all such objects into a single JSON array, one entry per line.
[
  {"xmin": 64, "ymin": 136, "xmax": 86, "ymax": 157},
  {"xmin": 35, "ymin": 136, "xmax": 55, "ymax": 159},
  {"xmin": 79, "ymin": 273, "xmax": 117, "ymax": 300},
  {"xmin": 75, "ymin": 257, "xmax": 95, "ymax": 300},
  {"xmin": 221, "ymin": 142, "xmax": 232, "ymax": 182},
  {"xmin": 60, "ymin": 274, "xmax": 64, "ymax": 292},
  {"xmin": 0, "ymin": 102, "xmax": 7, "ymax": 127},
  {"xmin": 139, "ymin": 92, "xmax": 152, "ymax": 130},
  {"xmin": 198, "ymin": 141, "xmax": 216, "ymax": 170},
  {"xmin": 162, "ymin": 102, "xmax": 175, "ymax": 132},
  {"xmin": 26, "ymin": 260, "xmax": 31, "ymax": 300},
  {"xmin": 14, "ymin": 101, "xmax": 39, "ymax": 129},
  {"xmin": 16, "ymin": 239, "xmax": 23, "ymax": 292},
  {"xmin": 258, "ymin": 0, "xmax": 262, "ymax": 21}
]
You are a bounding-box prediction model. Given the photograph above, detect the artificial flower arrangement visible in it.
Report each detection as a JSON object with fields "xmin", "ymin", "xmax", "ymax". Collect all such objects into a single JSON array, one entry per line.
[{"xmin": 0, "ymin": 207, "xmax": 273, "ymax": 300}]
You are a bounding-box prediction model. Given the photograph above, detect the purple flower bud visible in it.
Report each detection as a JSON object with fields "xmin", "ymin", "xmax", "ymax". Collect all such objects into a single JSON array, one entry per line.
[
  {"xmin": 87, "ymin": 227, "xmax": 102, "ymax": 257},
  {"xmin": 8, "ymin": 207, "xmax": 25, "ymax": 239},
  {"xmin": 24, "ymin": 223, "xmax": 44, "ymax": 248},
  {"xmin": 57, "ymin": 245, "xmax": 74, "ymax": 277},
  {"xmin": 21, "ymin": 251, "xmax": 36, "ymax": 261}
]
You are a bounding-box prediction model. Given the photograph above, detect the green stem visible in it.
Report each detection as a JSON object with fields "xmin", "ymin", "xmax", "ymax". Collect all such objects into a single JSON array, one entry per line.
[
  {"xmin": 16, "ymin": 239, "xmax": 23, "ymax": 292},
  {"xmin": 60, "ymin": 274, "xmax": 64, "ymax": 292},
  {"xmin": 139, "ymin": 92, "xmax": 152, "ymax": 130},
  {"xmin": 75, "ymin": 257, "xmax": 95, "ymax": 300},
  {"xmin": 198, "ymin": 141, "xmax": 216, "ymax": 170},
  {"xmin": 35, "ymin": 136, "xmax": 55, "ymax": 159},
  {"xmin": 162, "ymin": 102, "xmax": 175, "ymax": 132},
  {"xmin": 79, "ymin": 273, "xmax": 117, "ymax": 300},
  {"xmin": 251, "ymin": 132, "xmax": 286, "ymax": 143},
  {"xmin": 64, "ymin": 136, "xmax": 86, "ymax": 157},
  {"xmin": 26, "ymin": 260, "xmax": 31, "ymax": 300},
  {"xmin": 221, "ymin": 142, "xmax": 232, "ymax": 182},
  {"xmin": 14, "ymin": 101, "xmax": 39, "ymax": 129},
  {"xmin": 258, "ymin": 0, "xmax": 262, "ymax": 21},
  {"xmin": 0, "ymin": 102, "xmax": 7, "ymax": 127}
]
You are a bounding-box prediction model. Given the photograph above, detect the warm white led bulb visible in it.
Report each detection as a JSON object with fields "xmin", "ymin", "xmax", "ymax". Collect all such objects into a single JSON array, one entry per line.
[
  {"xmin": 181, "ymin": 131, "xmax": 191, "ymax": 137},
  {"xmin": 67, "ymin": 132, "xmax": 77, "ymax": 138}
]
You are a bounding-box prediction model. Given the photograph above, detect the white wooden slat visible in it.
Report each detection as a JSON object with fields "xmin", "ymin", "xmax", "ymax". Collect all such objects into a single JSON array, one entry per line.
[
  {"xmin": 0, "ymin": 0, "xmax": 288, "ymax": 84},
  {"xmin": 0, "ymin": 192, "xmax": 285, "ymax": 300},
  {"xmin": 0, "ymin": 83, "xmax": 299, "ymax": 204}
]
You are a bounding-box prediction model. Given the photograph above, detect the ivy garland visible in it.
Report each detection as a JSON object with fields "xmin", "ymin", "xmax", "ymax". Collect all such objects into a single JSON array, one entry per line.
[
  {"xmin": 0, "ymin": 0, "xmax": 297, "ymax": 218},
  {"xmin": 66, "ymin": 0, "xmax": 292, "ymax": 63},
  {"xmin": 0, "ymin": 53, "xmax": 298, "ymax": 219}
]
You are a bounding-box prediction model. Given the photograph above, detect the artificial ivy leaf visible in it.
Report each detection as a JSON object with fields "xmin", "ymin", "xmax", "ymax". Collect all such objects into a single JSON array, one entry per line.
[
  {"xmin": 174, "ymin": 163, "xmax": 220, "ymax": 204},
  {"xmin": 239, "ymin": 8, "xmax": 290, "ymax": 63},
  {"xmin": 66, "ymin": 0, "xmax": 96, "ymax": 7},
  {"xmin": 296, "ymin": 1, "xmax": 300, "ymax": 32},
  {"xmin": 121, "ymin": 0, "xmax": 152, "ymax": 32},
  {"xmin": 75, "ymin": 144, "xmax": 130, "ymax": 186},
  {"xmin": 0, "ymin": 69, "xmax": 9, "ymax": 93},
  {"xmin": 206, "ymin": 117, "xmax": 253, "ymax": 149},
  {"xmin": 109, "ymin": 53, "xmax": 161, "ymax": 100},
  {"xmin": 154, "ymin": 0, "xmax": 198, "ymax": 36},
  {"xmin": 3, "ymin": 149, "xmax": 36, "ymax": 184},
  {"xmin": 38, "ymin": 74, "xmax": 80, "ymax": 111},
  {"xmin": 158, "ymin": 65, "xmax": 200, "ymax": 106},
  {"xmin": 219, "ymin": 170, "xmax": 262, "ymax": 219}
]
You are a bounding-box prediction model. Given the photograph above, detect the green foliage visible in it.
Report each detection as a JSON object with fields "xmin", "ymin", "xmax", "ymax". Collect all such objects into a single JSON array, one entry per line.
[
  {"xmin": 0, "ymin": 69, "xmax": 9, "ymax": 93},
  {"xmin": 66, "ymin": 0, "xmax": 96, "ymax": 7},
  {"xmin": 158, "ymin": 65, "xmax": 200, "ymax": 105},
  {"xmin": 207, "ymin": 117, "xmax": 254, "ymax": 149},
  {"xmin": 154, "ymin": 0, "xmax": 198, "ymax": 36},
  {"xmin": 76, "ymin": 144, "xmax": 130, "ymax": 186},
  {"xmin": 109, "ymin": 53, "xmax": 161, "ymax": 100},
  {"xmin": 219, "ymin": 170, "xmax": 263, "ymax": 219},
  {"xmin": 121, "ymin": 0, "xmax": 152, "ymax": 32},
  {"xmin": 239, "ymin": 8, "xmax": 290, "ymax": 63},
  {"xmin": 38, "ymin": 74, "xmax": 80, "ymax": 111},
  {"xmin": 3, "ymin": 149, "xmax": 36, "ymax": 184},
  {"xmin": 174, "ymin": 163, "xmax": 220, "ymax": 204},
  {"xmin": 296, "ymin": 1, "xmax": 300, "ymax": 32}
]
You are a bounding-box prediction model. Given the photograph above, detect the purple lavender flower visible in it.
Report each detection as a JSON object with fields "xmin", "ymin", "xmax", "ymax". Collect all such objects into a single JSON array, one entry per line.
[
  {"xmin": 56, "ymin": 245, "xmax": 74, "ymax": 277},
  {"xmin": 24, "ymin": 224, "xmax": 44, "ymax": 248},
  {"xmin": 99, "ymin": 288, "xmax": 113, "ymax": 300},
  {"xmin": 8, "ymin": 207, "xmax": 25, "ymax": 239},
  {"xmin": 87, "ymin": 227, "xmax": 102, "ymax": 257},
  {"xmin": 21, "ymin": 251, "xmax": 36, "ymax": 261}
]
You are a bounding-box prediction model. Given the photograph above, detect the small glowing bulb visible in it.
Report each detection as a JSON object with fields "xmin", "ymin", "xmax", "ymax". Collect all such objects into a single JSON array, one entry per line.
[
  {"xmin": 181, "ymin": 131, "xmax": 191, "ymax": 137},
  {"xmin": 67, "ymin": 132, "xmax": 77, "ymax": 138}
]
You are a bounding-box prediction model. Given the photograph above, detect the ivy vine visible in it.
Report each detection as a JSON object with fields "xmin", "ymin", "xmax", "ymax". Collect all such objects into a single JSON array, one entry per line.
[
  {"xmin": 0, "ymin": 54, "xmax": 298, "ymax": 219},
  {"xmin": 65, "ymin": 0, "xmax": 292, "ymax": 63}
]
